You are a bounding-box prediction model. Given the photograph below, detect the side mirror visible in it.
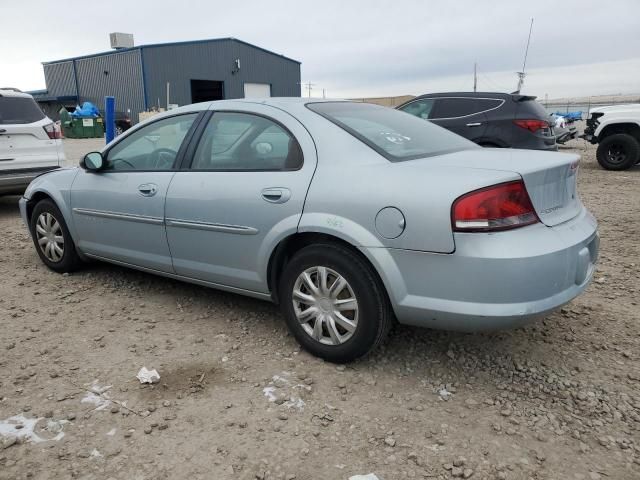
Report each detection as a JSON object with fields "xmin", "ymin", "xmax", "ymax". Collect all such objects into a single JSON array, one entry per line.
[{"xmin": 82, "ymin": 152, "xmax": 105, "ymax": 171}]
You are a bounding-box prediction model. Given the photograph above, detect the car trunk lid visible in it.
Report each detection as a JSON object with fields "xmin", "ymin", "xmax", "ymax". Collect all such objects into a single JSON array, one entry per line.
[{"xmin": 427, "ymin": 148, "xmax": 583, "ymax": 227}]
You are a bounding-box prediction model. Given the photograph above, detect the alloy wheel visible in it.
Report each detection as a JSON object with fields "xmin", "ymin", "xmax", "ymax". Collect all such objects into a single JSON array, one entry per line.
[
  {"xmin": 292, "ymin": 266, "xmax": 359, "ymax": 345},
  {"xmin": 606, "ymin": 144, "xmax": 627, "ymax": 165},
  {"xmin": 35, "ymin": 212, "xmax": 64, "ymax": 262}
]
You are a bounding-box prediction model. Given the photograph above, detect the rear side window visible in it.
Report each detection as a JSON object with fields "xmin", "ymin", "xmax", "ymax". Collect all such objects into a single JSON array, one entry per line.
[
  {"xmin": 191, "ymin": 112, "xmax": 303, "ymax": 171},
  {"xmin": 307, "ymin": 102, "xmax": 475, "ymax": 162},
  {"xmin": 476, "ymin": 99, "xmax": 503, "ymax": 112},
  {"xmin": 0, "ymin": 97, "xmax": 46, "ymax": 124},
  {"xmin": 430, "ymin": 98, "xmax": 479, "ymax": 119}
]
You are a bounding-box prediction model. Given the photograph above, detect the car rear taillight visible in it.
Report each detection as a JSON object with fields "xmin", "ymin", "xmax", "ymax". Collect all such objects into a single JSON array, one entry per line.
[
  {"xmin": 513, "ymin": 119, "xmax": 549, "ymax": 133},
  {"xmin": 43, "ymin": 123, "xmax": 61, "ymax": 139},
  {"xmin": 452, "ymin": 180, "xmax": 539, "ymax": 232}
]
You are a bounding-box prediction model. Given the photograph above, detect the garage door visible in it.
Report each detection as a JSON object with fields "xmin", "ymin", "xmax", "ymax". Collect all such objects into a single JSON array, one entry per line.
[{"xmin": 243, "ymin": 83, "xmax": 271, "ymax": 98}]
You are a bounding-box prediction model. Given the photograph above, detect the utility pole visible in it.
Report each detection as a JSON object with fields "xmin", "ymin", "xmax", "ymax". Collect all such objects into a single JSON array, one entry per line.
[
  {"xmin": 515, "ymin": 18, "xmax": 534, "ymax": 93},
  {"xmin": 473, "ymin": 63, "xmax": 477, "ymax": 92},
  {"xmin": 298, "ymin": 82, "xmax": 316, "ymax": 98}
]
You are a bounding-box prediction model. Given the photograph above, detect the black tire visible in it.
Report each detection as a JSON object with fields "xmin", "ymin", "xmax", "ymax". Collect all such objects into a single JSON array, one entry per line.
[
  {"xmin": 279, "ymin": 243, "xmax": 392, "ymax": 363},
  {"xmin": 30, "ymin": 199, "xmax": 82, "ymax": 273},
  {"xmin": 478, "ymin": 142, "xmax": 501, "ymax": 148},
  {"xmin": 596, "ymin": 133, "xmax": 640, "ymax": 171}
]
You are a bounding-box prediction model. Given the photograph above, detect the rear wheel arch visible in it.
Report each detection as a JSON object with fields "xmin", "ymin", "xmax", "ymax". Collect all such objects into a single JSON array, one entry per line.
[{"xmin": 267, "ymin": 232, "xmax": 391, "ymax": 306}]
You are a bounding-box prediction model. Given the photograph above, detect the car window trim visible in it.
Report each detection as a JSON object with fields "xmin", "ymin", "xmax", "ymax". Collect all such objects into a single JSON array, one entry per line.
[
  {"xmin": 101, "ymin": 111, "xmax": 206, "ymax": 173},
  {"xmin": 182, "ymin": 110, "xmax": 304, "ymax": 172},
  {"xmin": 403, "ymin": 97, "xmax": 505, "ymax": 121}
]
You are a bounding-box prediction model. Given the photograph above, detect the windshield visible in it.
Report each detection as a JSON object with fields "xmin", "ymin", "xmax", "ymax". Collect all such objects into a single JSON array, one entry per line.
[
  {"xmin": 307, "ymin": 102, "xmax": 476, "ymax": 161},
  {"xmin": 0, "ymin": 96, "xmax": 46, "ymax": 125}
]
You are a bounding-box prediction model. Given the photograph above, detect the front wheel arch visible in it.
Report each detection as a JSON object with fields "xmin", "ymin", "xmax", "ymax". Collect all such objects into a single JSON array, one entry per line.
[{"xmin": 26, "ymin": 191, "xmax": 61, "ymax": 229}]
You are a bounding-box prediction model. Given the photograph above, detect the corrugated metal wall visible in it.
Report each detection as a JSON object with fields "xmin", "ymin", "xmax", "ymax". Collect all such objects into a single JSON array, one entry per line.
[
  {"xmin": 142, "ymin": 39, "xmax": 301, "ymax": 108},
  {"xmin": 41, "ymin": 40, "xmax": 300, "ymax": 124},
  {"xmin": 43, "ymin": 62, "xmax": 77, "ymax": 96},
  {"xmin": 74, "ymin": 50, "xmax": 145, "ymax": 120}
]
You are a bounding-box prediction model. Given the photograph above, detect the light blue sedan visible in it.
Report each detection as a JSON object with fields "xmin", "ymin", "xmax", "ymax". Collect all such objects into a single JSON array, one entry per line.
[{"xmin": 20, "ymin": 99, "xmax": 599, "ymax": 362}]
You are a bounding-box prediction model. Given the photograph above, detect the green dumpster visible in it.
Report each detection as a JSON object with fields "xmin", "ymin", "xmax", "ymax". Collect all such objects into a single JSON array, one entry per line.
[{"xmin": 59, "ymin": 108, "xmax": 105, "ymax": 138}]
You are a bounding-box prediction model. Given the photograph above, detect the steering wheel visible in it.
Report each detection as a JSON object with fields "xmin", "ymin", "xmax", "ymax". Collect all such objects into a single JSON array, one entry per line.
[{"xmin": 150, "ymin": 148, "xmax": 177, "ymax": 169}]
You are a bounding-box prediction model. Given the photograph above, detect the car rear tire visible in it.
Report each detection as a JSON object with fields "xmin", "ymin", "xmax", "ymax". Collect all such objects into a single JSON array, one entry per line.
[
  {"xmin": 279, "ymin": 243, "xmax": 392, "ymax": 363},
  {"xmin": 30, "ymin": 199, "xmax": 82, "ymax": 273},
  {"xmin": 596, "ymin": 134, "xmax": 640, "ymax": 171}
]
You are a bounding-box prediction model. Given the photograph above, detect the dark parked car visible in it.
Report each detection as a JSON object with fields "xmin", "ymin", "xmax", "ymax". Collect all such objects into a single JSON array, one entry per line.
[
  {"xmin": 96, "ymin": 110, "xmax": 132, "ymax": 135},
  {"xmin": 397, "ymin": 92, "xmax": 556, "ymax": 151}
]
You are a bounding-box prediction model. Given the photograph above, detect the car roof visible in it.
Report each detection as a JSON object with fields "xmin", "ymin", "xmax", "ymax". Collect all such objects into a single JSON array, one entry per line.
[
  {"xmin": 413, "ymin": 92, "xmax": 515, "ymax": 99},
  {"xmin": 0, "ymin": 89, "xmax": 33, "ymax": 99},
  {"xmin": 163, "ymin": 97, "xmax": 352, "ymax": 115}
]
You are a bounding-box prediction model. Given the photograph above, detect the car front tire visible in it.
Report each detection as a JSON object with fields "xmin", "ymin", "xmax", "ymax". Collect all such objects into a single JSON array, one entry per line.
[
  {"xmin": 279, "ymin": 243, "xmax": 392, "ymax": 363},
  {"xmin": 30, "ymin": 199, "xmax": 82, "ymax": 273},
  {"xmin": 596, "ymin": 133, "xmax": 640, "ymax": 171}
]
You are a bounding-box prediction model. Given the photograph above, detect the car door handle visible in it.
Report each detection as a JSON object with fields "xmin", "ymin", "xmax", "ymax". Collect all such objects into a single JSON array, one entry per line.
[
  {"xmin": 466, "ymin": 122, "xmax": 482, "ymax": 127},
  {"xmin": 138, "ymin": 183, "xmax": 158, "ymax": 197},
  {"xmin": 261, "ymin": 187, "xmax": 291, "ymax": 204},
  {"xmin": 0, "ymin": 129, "xmax": 6, "ymax": 134}
]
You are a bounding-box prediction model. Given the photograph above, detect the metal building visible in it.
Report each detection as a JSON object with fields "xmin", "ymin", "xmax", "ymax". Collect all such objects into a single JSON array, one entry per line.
[{"xmin": 33, "ymin": 38, "xmax": 301, "ymax": 122}]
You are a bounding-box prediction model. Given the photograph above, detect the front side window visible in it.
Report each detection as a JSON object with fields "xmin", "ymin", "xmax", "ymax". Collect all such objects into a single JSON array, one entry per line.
[
  {"xmin": 191, "ymin": 112, "xmax": 303, "ymax": 171},
  {"xmin": 308, "ymin": 102, "xmax": 475, "ymax": 161},
  {"xmin": 105, "ymin": 113, "xmax": 198, "ymax": 171},
  {"xmin": 399, "ymin": 99, "xmax": 435, "ymax": 119}
]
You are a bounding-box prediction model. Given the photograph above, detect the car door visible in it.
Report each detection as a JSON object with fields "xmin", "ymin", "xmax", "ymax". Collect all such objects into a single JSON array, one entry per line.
[
  {"xmin": 429, "ymin": 97, "xmax": 488, "ymax": 142},
  {"xmin": 165, "ymin": 104, "xmax": 317, "ymax": 294},
  {"xmin": 70, "ymin": 112, "xmax": 200, "ymax": 272}
]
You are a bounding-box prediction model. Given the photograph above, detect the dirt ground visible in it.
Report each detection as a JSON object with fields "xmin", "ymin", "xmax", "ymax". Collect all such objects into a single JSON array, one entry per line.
[{"xmin": 0, "ymin": 138, "xmax": 638, "ymax": 480}]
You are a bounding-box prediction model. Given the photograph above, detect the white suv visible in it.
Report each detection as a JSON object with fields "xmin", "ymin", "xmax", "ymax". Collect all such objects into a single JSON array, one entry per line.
[{"xmin": 0, "ymin": 89, "xmax": 64, "ymax": 195}]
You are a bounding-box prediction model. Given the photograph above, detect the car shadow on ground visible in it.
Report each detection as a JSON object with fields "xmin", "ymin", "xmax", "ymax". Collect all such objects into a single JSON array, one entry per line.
[
  {"xmin": 77, "ymin": 258, "xmax": 548, "ymax": 372},
  {"xmin": 0, "ymin": 195, "xmax": 21, "ymax": 218}
]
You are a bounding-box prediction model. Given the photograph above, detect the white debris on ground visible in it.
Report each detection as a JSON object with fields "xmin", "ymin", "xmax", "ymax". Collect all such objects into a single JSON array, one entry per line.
[
  {"xmin": 81, "ymin": 380, "xmax": 112, "ymax": 411},
  {"xmin": 106, "ymin": 428, "xmax": 116, "ymax": 436},
  {"xmin": 349, "ymin": 474, "xmax": 380, "ymax": 480},
  {"xmin": 262, "ymin": 372, "xmax": 309, "ymax": 411},
  {"xmin": 136, "ymin": 367, "xmax": 160, "ymax": 384},
  {"xmin": 0, "ymin": 414, "xmax": 68, "ymax": 446},
  {"xmin": 90, "ymin": 448, "xmax": 103, "ymax": 458},
  {"xmin": 438, "ymin": 386, "xmax": 452, "ymax": 400}
]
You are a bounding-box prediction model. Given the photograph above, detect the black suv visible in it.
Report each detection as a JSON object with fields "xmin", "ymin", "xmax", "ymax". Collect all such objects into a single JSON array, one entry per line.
[{"xmin": 397, "ymin": 92, "xmax": 556, "ymax": 151}]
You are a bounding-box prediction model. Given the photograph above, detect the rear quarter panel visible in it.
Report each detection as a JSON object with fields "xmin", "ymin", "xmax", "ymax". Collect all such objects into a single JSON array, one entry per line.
[{"xmin": 296, "ymin": 115, "xmax": 520, "ymax": 253}]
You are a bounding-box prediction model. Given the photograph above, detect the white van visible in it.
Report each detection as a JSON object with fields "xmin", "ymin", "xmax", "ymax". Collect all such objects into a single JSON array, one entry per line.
[{"xmin": 0, "ymin": 89, "xmax": 64, "ymax": 195}]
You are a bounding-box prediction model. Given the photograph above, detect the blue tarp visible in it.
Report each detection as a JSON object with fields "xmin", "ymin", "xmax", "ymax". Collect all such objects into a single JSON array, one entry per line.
[
  {"xmin": 555, "ymin": 111, "xmax": 583, "ymax": 121},
  {"xmin": 71, "ymin": 102, "xmax": 100, "ymax": 118}
]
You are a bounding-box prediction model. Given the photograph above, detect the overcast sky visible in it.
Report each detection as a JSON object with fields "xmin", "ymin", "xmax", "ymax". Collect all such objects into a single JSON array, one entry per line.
[{"xmin": 2, "ymin": 0, "xmax": 639, "ymax": 99}]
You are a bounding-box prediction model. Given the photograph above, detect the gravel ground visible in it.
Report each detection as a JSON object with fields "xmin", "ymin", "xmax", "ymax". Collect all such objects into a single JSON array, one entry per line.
[{"xmin": 0, "ymin": 138, "xmax": 638, "ymax": 480}]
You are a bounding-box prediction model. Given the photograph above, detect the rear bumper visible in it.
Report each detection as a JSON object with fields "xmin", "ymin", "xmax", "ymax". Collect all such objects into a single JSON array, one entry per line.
[
  {"xmin": 366, "ymin": 208, "xmax": 598, "ymax": 331},
  {"xmin": 0, "ymin": 167, "xmax": 60, "ymax": 194}
]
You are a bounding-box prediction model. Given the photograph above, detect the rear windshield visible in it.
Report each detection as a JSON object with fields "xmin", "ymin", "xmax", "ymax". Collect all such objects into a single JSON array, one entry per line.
[
  {"xmin": 307, "ymin": 102, "xmax": 475, "ymax": 161},
  {"xmin": 0, "ymin": 96, "xmax": 46, "ymax": 125},
  {"xmin": 517, "ymin": 98, "xmax": 549, "ymax": 119}
]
